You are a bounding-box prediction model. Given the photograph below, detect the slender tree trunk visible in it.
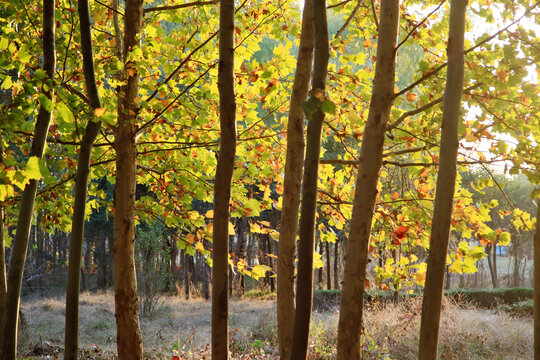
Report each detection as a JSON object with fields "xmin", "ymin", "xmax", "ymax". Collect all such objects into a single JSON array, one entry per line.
[
  {"xmin": 333, "ymin": 241, "xmax": 339, "ymax": 289},
  {"xmin": 2, "ymin": 2, "xmax": 55, "ymax": 358},
  {"xmin": 211, "ymin": 0, "xmax": 236, "ymax": 356},
  {"xmin": 534, "ymin": 196, "xmax": 540, "ymax": 359},
  {"xmin": 277, "ymin": 0, "xmax": 314, "ymax": 356},
  {"xmin": 113, "ymin": 0, "xmax": 144, "ymax": 358},
  {"xmin": 336, "ymin": 2, "xmax": 399, "ymax": 359},
  {"xmin": 486, "ymin": 244, "xmax": 498, "ymax": 288},
  {"xmin": 0, "ymin": 138, "xmax": 6, "ymax": 355},
  {"xmin": 418, "ymin": 2, "xmax": 467, "ymax": 359},
  {"xmin": 64, "ymin": 0, "xmax": 103, "ymax": 352},
  {"xmin": 325, "ymin": 241, "xmax": 331, "ymax": 289},
  {"xmin": 492, "ymin": 240, "xmax": 498, "ymax": 281},
  {"xmin": 289, "ymin": 0, "xmax": 328, "ymax": 357}
]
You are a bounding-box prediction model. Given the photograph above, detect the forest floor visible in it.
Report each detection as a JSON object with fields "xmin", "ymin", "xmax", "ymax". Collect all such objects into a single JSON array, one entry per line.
[{"xmin": 18, "ymin": 291, "xmax": 532, "ymax": 359}]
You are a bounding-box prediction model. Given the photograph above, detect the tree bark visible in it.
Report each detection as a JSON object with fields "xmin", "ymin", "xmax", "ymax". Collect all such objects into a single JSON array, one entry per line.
[
  {"xmin": 2, "ymin": 1, "xmax": 55, "ymax": 358},
  {"xmin": 211, "ymin": 0, "xmax": 236, "ymax": 356},
  {"xmin": 277, "ymin": 0, "xmax": 314, "ymax": 356},
  {"xmin": 333, "ymin": 241, "xmax": 339, "ymax": 289},
  {"xmin": 486, "ymin": 244, "xmax": 498, "ymax": 288},
  {"xmin": 113, "ymin": 0, "xmax": 144, "ymax": 358},
  {"xmin": 336, "ymin": 2, "xmax": 399, "ymax": 359},
  {"xmin": 64, "ymin": 0, "xmax": 103, "ymax": 356},
  {"xmin": 534, "ymin": 195, "xmax": 540, "ymax": 359},
  {"xmin": 289, "ymin": 0, "xmax": 328, "ymax": 357},
  {"xmin": 0, "ymin": 138, "xmax": 6, "ymax": 355},
  {"xmin": 418, "ymin": 1, "xmax": 467, "ymax": 359}
]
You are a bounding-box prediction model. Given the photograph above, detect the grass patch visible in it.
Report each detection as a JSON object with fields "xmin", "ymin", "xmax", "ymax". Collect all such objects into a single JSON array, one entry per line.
[{"xmin": 18, "ymin": 290, "xmax": 532, "ymax": 359}]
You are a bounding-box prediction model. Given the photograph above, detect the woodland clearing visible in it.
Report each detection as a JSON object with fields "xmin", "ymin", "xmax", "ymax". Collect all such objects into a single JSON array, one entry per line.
[{"xmin": 17, "ymin": 291, "xmax": 532, "ymax": 360}]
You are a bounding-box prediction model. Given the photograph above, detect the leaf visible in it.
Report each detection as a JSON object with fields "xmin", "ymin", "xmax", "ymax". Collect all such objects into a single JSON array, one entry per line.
[
  {"xmin": 25, "ymin": 157, "xmax": 42, "ymax": 180},
  {"xmin": 205, "ymin": 210, "xmax": 214, "ymax": 218},
  {"xmin": 320, "ymin": 100, "xmax": 336, "ymax": 115},
  {"xmin": 94, "ymin": 108, "xmax": 106, "ymax": 117},
  {"xmin": 1, "ymin": 77, "xmax": 12, "ymax": 90}
]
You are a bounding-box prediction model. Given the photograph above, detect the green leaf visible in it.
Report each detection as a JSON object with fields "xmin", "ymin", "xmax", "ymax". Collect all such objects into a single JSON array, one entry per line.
[
  {"xmin": 303, "ymin": 97, "xmax": 321, "ymax": 119},
  {"xmin": 25, "ymin": 156, "xmax": 42, "ymax": 180},
  {"xmin": 320, "ymin": 100, "xmax": 336, "ymax": 115}
]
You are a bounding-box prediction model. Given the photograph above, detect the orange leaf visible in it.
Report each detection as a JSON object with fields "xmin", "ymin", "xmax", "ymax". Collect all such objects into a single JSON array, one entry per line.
[{"xmin": 94, "ymin": 108, "xmax": 106, "ymax": 117}]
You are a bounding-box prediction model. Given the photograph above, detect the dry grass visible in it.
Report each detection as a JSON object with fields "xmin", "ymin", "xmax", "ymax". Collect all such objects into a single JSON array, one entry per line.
[{"xmin": 18, "ymin": 292, "xmax": 532, "ymax": 359}]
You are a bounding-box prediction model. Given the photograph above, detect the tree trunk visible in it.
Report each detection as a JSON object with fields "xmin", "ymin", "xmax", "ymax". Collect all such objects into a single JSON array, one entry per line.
[
  {"xmin": 113, "ymin": 0, "xmax": 144, "ymax": 358},
  {"xmin": 336, "ymin": 2, "xmax": 399, "ymax": 359},
  {"xmin": 2, "ymin": 2, "xmax": 55, "ymax": 357},
  {"xmin": 533, "ymin": 195, "xmax": 540, "ymax": 358},
  {"xmin": 277, "ymin": 0, "xmax": 314, "ymax": 356},
  {"xmin": 211, "ymin": 0, "xmax": 236, "ymax": 356},
  {"xmin": 184, "ymin": 251, "xmax": 191, "ymax": 300},
  {"xmin": 289, "ymin": 0, "xmax": 328, "ymax": 357},
  {"xmin": 333, "ymin": 241, "xmax": 339, "ymax": 289},
  {"xmin": 97, "ymin": 237, "xmax": 107, "ymax": 288},
  {"xmin": 0, "ymin": 138, "xmax": 6, "ymax": 355},
  {"xmin": 486, "ymin": 244, "xmax": 498, "ymax": 288},
  {"xmin": 493, "ymin": 240, "xmax": 498, "ymax": 281},
  {"xmin": 326, "ymin": 241, "xmax": 331, "ymax": 289},
  {"xmin": 418, "ymin": 1, "xmax": 467, "ymax": 359}
]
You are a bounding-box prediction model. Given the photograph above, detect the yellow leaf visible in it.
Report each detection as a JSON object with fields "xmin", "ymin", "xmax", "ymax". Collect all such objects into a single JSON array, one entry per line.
[
  {"xmin": 195, "ymin": 241, "xmax": 205, "ymax": 252},
  {"xmin": 205, "ymin": 210, "xmax": 214, "ymax": 218},
  {"xmin": 229, "ymin": 222, "xmax": 236, "ymax": 235}
]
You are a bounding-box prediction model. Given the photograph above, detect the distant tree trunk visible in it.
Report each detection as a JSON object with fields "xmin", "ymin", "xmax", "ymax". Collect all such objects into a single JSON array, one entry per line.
[
  {"xmin": 2, "ymin": 2, "xmax": 55, "ymax": 358},
  {"xmin": 493, "ymin": 240, "xmax": 498, "ymax": 280},
  {"xmin": 333, "ymin": 241, "xmax": 339, "ymax": 289},
  {"xmin": 169, "ymin": 236, "xmax": 178, "ymax": 292},
  {"xmin": 513, "ymin": 245, "xmax": 521, "ymax": 287},
  {"xmin": 184, "ymin": 251, "xmax": 191, "ymax": 300},
  {"xmin": 211, "ymin": 0, "xmax": 236, "ymax": 356},
  {"xmin": 325, "ymin": 241, "xmax": 331, "ymax": 289},
  {"xmin": 418, "ymin": 1, "xmax": 467, "ymax": 359},
  {"xmin": 277, "ymin": 0, "xmax": 314, "ymax": 356},
  {"xmin": 0, "ymin": 138, "xmax": 6, "ymax": 354},
  {"xmin": 533, "ymin": 195, "xmax": 540, "ymax": 358},
  {"xmin": 336, "ymin": 2, "xmax": 399, "ymax": 359},
  {"xmin": 113, "ymin": 0, "xmax": 144, "ymax": 358},
  {"xmin": 266, "ymin": 235, "xmax": 275, "ymax": 292},
  {"xmin": 97, "ymin": 237, "xmax": 107, "ymax": 288},
  {"xmin": 289, "ymin": 0, "xmax": 328, "ymax": 357},
  {"xmin": 486, "ymin": 244, "xmax": 498, "ymax": 288}
]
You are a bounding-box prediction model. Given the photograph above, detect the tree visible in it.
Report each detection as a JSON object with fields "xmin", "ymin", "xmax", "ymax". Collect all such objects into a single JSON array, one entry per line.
[
  {"xmin": 277, "ymin": 0, "xmax": 314, "ymax": 357},
  {"xmin": 336, "ymin": 1, "xmax": 399, "ymax": 358},
  {"xmin": 2, "ymin": 1, "xmax": 56, "ymax": 357},
  {"xmin": 419, "ymin": 1, "xmax": 467, "ymax": 358},
  {"xmin": 211, "ymin": 0, "xmax": 236, "ymax": 357},
  {"xmin": 0, "ymin": 138, "xmax": 6, "ymax": 354},
  {"xmin": 113, "ymin": 0, "xmax": 145, "ymax": 357},
  {"xmin": 64, "ymin": 0, "xmax": 103, "ymax": 356},
  {"xmin": 534, "ymin": 192, "xmax": 540, "ymax": 359},
  {"xmin": 289, "ymin": 0, "xmax": 329, "ymax": 357}
]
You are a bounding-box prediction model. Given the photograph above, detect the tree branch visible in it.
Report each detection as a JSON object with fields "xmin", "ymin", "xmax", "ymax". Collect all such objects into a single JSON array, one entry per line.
[{"xmin": 143, "ymin": 0, "xmax": 218, "ymax": 14}]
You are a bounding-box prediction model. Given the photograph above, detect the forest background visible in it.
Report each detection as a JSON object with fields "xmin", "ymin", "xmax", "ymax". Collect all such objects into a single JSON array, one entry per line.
[{"xmin": 0, "ymin": 0, "xmax": 539, "ymax": 358}]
